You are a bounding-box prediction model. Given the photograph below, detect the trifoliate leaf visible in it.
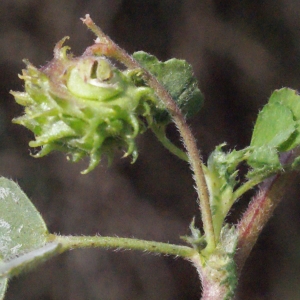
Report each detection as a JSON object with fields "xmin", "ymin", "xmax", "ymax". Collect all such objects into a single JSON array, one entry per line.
[
  {"xmin": 0, "ymin": 177, "xmax": 60, "ymax": 298},
  {"xmin": 132, "ymin": 51, "xmax": 204, "ymax": 123},
  {"xmin": 250, "ymin": 101, "xmax": 295, "ymax": 149}
]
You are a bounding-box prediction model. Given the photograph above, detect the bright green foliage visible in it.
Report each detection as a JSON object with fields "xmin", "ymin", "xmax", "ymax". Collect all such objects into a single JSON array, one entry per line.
[
  {"xmin": 12, "ymin": 38, "xmax": 158, "ymax": 173},
  {"xmin": 268, "ymin": 88, "xmax": 300, "ymax": 151},
  {"xmin": 251, "ymin": 88, "xmax": 300, "ymax": 153},
  {"xmin": 132, "ymin": 51, "xmax": 204, "ymax": 123},
  {"xmin": 248, "ymin": 98, "xmax": 294, "ymax": 176},
  {"xmin": 0, "ymin": 178, "xmax": 60, "ymax": 299},
  {"xmin": 246, "ymin": 146, "xmax": 281, "ymax": 178},
  {"xmin": 248, "ymin": 88, "xmax": 300, "ymax": 175},
  {"xmin": 250, "ymin": 102, "xmax": 295, "ymax": 149}
]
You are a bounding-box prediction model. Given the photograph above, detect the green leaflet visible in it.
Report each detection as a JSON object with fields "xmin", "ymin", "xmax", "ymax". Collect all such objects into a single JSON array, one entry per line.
[
  {"xmin": 269, "ymin": 88, "xmax": 300, "ymax": 122},
  {"xmin": 246, "ymin": 146, "xmax": 281, "ymax": 178},
  {"xmin": 268, "ymin": 88, "xmax": 300, "ymax": 151},
  {"xmin": 0, "ymin": 178, "xmax": 60, "ymax": 299},
  {"xmin": 0, "ymin": 243, "xmax": 61, "ymax": 279},
  {"xmin": 132, "ymin": 51, "xmax": 204, "ymax": 123},
  {"xmin": 0, "ymin": 178, "xmax": 48, "ymax": 260},
  {"xmin": 249, "ymin": 88, "xmax": 300, "ymax": 174},
  {"xmin": 250, "ymin": 101, "xmax": 295, "ymax": 149},
  {"xmin": 251, "ymin": 88, "xmax": 300, "ymax": 152}
]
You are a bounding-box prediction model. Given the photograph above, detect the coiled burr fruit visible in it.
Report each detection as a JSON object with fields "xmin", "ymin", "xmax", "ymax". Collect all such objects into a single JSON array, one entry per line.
[{"xmin": 12, "ymin": 37, "xmax": 157, "ymax": 173}]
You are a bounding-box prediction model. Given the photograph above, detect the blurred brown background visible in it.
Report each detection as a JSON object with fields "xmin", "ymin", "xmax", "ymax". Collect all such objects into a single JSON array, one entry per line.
[{"xmin": 1, "ymin": 0, "xmax": 300, "ymax": 299}]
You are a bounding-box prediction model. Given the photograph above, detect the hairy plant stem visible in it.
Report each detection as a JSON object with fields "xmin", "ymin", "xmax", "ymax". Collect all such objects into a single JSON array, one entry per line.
[
  {"xmin": 190, "ymin": 253, "xmax": 234, "ymax": 300},
  {"xmin": 236, "ymin": 149, "xmax": 300, "ymax": 272},
  {"xmin": 82, "ymin": 15, "xmax": 216, "ymax": 252},
  {"xmin": 52, "ymin": 235, "xmax": 198, "ymax": 258}
]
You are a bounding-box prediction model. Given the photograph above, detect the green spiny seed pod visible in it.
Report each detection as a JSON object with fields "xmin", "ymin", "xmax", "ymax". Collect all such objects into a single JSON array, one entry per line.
[{"xmin": 11, "ymin": 37, "xmax": 158, "ymax": 173}]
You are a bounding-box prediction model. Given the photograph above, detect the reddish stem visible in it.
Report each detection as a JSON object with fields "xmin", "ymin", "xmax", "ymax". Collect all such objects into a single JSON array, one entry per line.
[{"xmin": 236, "ymin": 150, "xmax": 300, "ymax": 272}]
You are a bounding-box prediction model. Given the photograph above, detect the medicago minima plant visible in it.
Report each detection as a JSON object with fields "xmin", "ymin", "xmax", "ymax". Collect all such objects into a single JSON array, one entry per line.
[{"xmin": 2, "ymin": 15, "xmax": 300, "ymax": 299}]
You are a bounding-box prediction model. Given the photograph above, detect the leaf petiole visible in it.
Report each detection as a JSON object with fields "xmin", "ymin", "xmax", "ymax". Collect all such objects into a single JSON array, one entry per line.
[
  {"xmin": 53, "ymin": 235, "xmax": 198, "ymax": 259},
  {"xmin": 150, "ymin": 125, "xmax": 189, "ymax": 162}
]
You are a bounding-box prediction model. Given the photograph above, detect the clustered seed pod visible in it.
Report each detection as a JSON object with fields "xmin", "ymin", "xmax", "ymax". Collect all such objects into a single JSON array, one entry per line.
[{"xmin": 11, "ymin": 37, "xmax": 158, "ymax": 173}]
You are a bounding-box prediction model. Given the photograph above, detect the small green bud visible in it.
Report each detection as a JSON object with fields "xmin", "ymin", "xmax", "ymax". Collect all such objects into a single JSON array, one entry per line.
[{"xmin": 12, "ymin": 37, "xmax": 157, "ymax": 173}]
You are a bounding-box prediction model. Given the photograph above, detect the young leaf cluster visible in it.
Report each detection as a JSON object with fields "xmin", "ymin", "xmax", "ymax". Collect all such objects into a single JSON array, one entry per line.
[{"xmin": 201, "ymin": 88, "xmax": 300, "ymax": 243}]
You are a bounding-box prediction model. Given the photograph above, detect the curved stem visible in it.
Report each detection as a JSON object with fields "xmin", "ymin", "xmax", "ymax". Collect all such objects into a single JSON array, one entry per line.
[
  {"xmin": 150, "ymin": 125, "xmax": 189, "ymax": 162},
  {"xmin": 82, "ymin": 15, "xmax": 216, "ymax": 251},
  {"xmin": 52, "ymin": 235, "xmax": 198, "ymax": 259}
]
